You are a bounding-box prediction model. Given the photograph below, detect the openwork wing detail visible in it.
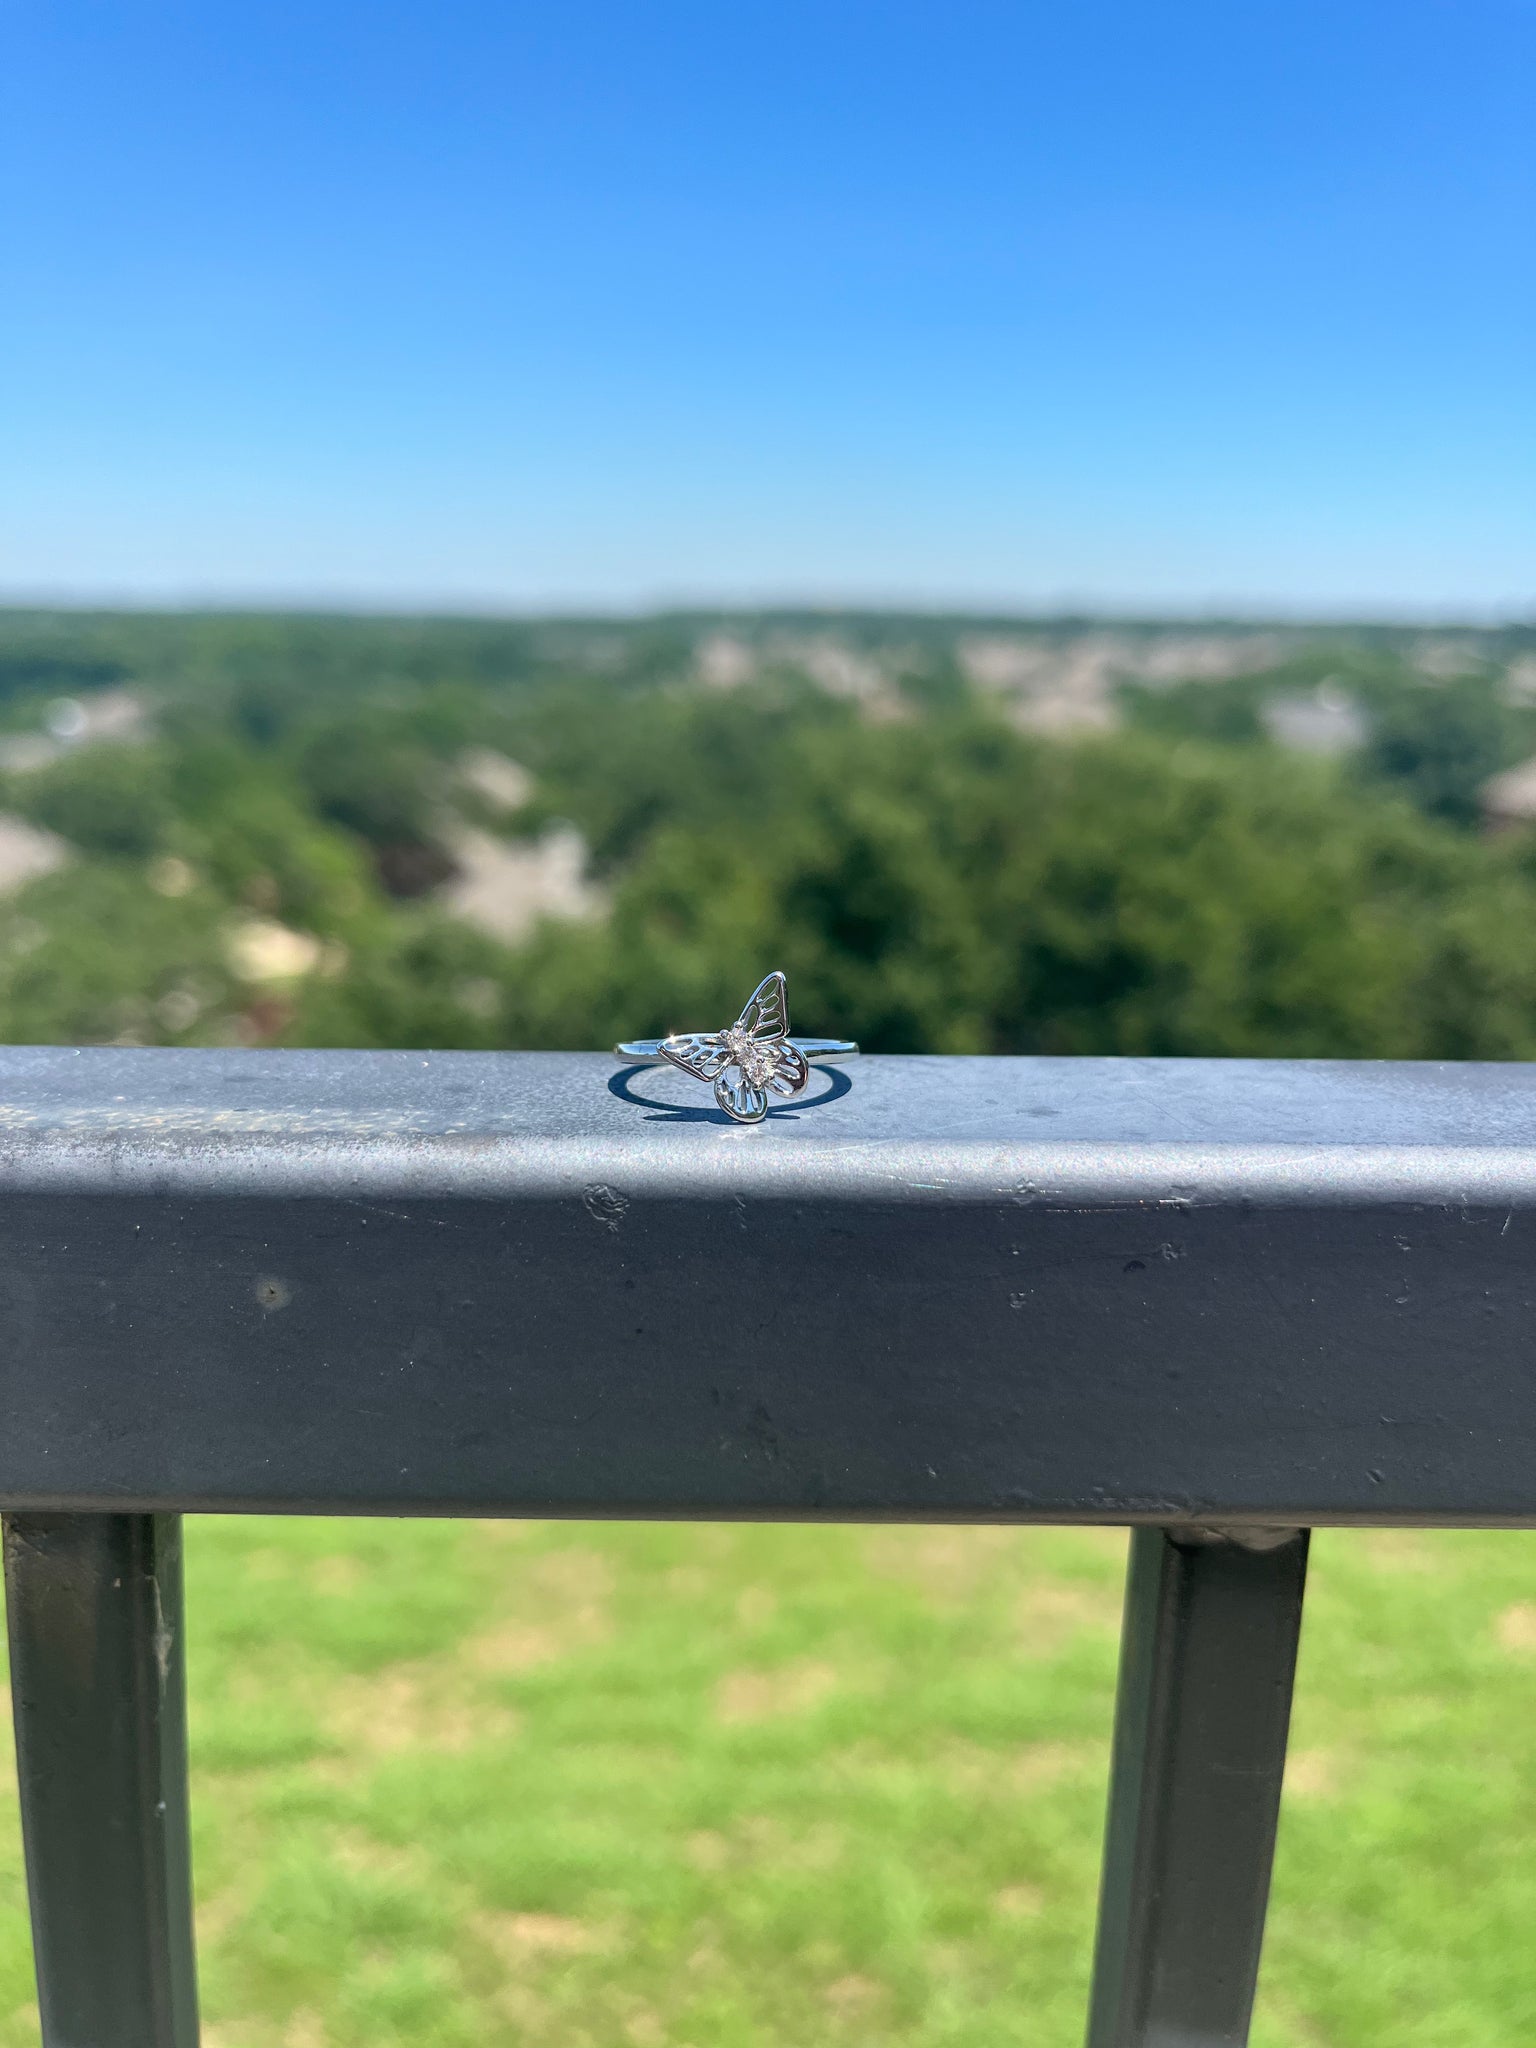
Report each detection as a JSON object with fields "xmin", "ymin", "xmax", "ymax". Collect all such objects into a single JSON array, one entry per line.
[
  {"xmin": 657, "ymin": 1032, "xmax": 732, "ymax": 1083},
  {"xmin": 738, "ymin": 971, "xmax": 789, "ymax": 1042},
  {"xmin": 658, "ymin": 972, "xmax": 810, "ymax": 1122},
  {"xmin": 762, "ymin": 1040, "xmax": 809, "ymax": 1095}
]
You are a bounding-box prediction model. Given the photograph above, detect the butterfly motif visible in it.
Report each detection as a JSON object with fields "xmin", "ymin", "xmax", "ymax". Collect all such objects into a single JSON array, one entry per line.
[{"xmin": 659, "ymin": 972, "xmax": 810, "ymax": 1123}]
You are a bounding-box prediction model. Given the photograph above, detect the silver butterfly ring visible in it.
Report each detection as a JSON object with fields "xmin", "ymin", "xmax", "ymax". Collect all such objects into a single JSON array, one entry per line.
[{"xmin": 613, "ymin": 972, "xmax": 858, "ymax": 1123}]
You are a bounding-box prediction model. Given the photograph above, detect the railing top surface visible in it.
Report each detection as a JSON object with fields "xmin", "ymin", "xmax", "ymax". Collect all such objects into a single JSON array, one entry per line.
[
  {"xmin": 2, "ymin": 1047, "xmax": 1535, "ymax": 1522},
  {"xmin": 2, "ymin": 1045, "xmax": 1536, "ymax": 1206}
]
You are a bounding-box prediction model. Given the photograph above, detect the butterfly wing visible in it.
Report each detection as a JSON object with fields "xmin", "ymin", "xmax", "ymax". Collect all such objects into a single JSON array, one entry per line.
[
  {"xmin": 659, "ymin": 1032, "xmax": 731, "ymax": 1082},
  {"xmin": 738, "ymin": 970, "xmax": 789, "ymax": 1042},
  {"xmin": 714, "ymin": 1072, "xmax": 769, "ymax": 1122},
  {"xmin": 711, "ymin": 1042, "xmax": 808, "ymax": 1122},
  {"xmin": 764, "ymin": 1040, "xmax": 809, "ymax": 1096}
]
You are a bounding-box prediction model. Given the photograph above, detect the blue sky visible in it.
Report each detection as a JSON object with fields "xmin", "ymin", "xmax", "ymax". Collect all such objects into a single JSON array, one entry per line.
[{"xmin": 1, "ymin": 1, "xmax": 1531, "ymax": 615}]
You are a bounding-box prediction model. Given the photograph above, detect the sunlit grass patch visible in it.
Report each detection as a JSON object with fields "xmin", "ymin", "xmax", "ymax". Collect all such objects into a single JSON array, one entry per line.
[{"xmin": 0, "ymin": 1522, "xmax": 1533, "ymax": 2044}]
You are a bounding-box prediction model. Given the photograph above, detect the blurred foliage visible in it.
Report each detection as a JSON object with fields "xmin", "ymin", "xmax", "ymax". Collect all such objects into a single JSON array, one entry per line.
[
  {"xmin": 18, "ymin": 744, "xmax": 178, "ymax": 859},
  {"xmin": 1357, "ymin": 673, "xmax": 1534, "ymax": 827},
  {"xmin": 1122, "ymin": 646, "xmax": 1536, "ymax": 825},
  {"xmin": 0, "ymin": 609, "xmax": 1535, "ymax": 1061},
  {"xmin": 470, "ymin": 699, "xmax": 1536, "ymax": 1060},
  {"xmin": 0, "ymin": 865, "xmax": 232, "ymax": 1047}
]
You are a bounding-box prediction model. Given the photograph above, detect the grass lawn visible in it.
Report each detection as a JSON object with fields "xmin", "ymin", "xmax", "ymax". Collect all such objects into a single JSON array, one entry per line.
[{"xmin": 1, "ymin": 1520, "xmax": 1535, "ymax": 2046}]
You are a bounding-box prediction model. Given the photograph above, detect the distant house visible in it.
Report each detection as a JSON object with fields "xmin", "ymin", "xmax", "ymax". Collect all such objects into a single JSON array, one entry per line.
[
  {"xmin": 0, "ymin": 815, "xmax": 68, "ymax": 894},
  {"xmin": 1261, "ymin": 685, "xmax": 1368, "ymax": 756},
  {"xmin": 1480, "ymin": 757, "xmax": 1536, "ymax": 834}
]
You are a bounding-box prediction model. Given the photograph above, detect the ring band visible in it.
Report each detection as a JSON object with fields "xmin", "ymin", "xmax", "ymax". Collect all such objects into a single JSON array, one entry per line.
[
  {"xmin": 611, "ymin": 971, "xmax": 858, "ymax": 1123},
  {"xmin": 613, "ymin": 1036, "xmax": 858, "ymax": 1065}
]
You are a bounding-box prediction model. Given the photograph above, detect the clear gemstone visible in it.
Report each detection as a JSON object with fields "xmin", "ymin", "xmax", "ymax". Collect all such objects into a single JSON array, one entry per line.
[{"xmin": 724, "ymin": 1026, "xmax": 774, "ymax": 1085}]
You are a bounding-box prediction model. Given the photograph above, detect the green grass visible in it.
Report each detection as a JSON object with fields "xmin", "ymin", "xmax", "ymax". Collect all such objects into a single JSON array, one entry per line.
[{"xmin": 2, "ymin": 1522, "xmax": 1536, "ymax": 2046}]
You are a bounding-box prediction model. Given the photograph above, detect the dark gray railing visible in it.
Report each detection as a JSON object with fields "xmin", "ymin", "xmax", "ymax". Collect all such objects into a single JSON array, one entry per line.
[{"xmin": 3, "ymin": 1043, "xmax": 1534, "ymax": 2045}]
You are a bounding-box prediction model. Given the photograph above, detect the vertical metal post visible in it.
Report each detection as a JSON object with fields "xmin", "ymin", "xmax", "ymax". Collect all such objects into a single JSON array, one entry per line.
[
  {"xmin": 4, "ymin": 1513, "xmax": 200, "ymax": 2048},
  {"xmin": 1085, "ymin": 1525, "xmax": 1308, "ymax": 2048}
]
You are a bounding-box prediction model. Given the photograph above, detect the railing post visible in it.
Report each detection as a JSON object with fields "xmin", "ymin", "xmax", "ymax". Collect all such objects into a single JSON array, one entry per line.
[
  {"xmin": 1085, "ymin": 1524, "xmax": 1308, "ymax": 2048},
  {"xmin": 4, "ymin": 1512, "xmax": 200, "ymax": 2048}
]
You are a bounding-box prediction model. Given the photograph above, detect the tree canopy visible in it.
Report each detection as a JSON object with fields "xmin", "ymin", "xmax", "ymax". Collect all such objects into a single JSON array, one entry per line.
[{"xmin": 2, "ymin": 608, "xmax": 1535, "ymax": 1064}]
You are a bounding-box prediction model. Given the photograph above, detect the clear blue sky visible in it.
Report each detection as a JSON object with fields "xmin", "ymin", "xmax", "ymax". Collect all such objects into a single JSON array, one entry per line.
[{"xmin": 2, "ymin": 1, "xmax": 1531, "ymax": 615}]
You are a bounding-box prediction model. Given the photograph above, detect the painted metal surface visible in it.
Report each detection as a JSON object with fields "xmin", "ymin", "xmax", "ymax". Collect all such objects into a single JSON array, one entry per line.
[
  {"xmin": 0, "ymin": 1047, "xmax": 1532, "ymax": 1516},
  {"xmin": 1086, "ymin": 1528, "xmax": 1308, "ymax": 2048},
  {"xmin": 4, "ymin": 1512, "xmax": 198, "ymax": 2047}
]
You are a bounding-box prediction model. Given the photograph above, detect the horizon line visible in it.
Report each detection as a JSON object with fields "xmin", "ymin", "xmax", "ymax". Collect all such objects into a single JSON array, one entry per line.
[{"xmin": 2, "ymin": 588, "xmax": 1533, "ymax": 634}]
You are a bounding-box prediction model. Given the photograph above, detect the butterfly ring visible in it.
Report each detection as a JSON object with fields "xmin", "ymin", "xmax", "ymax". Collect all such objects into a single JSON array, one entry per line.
[{"xmin": 613, "ymin": 972, "xmax": 858, "ymax": 1123}]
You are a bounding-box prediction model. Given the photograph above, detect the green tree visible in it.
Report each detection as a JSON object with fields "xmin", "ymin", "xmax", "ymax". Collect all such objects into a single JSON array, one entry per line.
[
  {"xmin": 1356, "ymin": 673, "xmax": 1534, "ymax": 827},
  {"xmin": 0, "ymin": 865, "xmax": 231, "ymax": 1046},
  {"xmin": 475, "ymin": 710, "xmax": 1536, "ymax": 1062},
  {"xmin": 17, "ymin": 745, "xmax": 176, "ymax": 859}
]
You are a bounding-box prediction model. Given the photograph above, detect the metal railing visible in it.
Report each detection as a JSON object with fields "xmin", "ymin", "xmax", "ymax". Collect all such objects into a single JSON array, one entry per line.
[{"xmin": 3, "ymin": 1041, "xmax": 1533, "ymax": 2046}]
